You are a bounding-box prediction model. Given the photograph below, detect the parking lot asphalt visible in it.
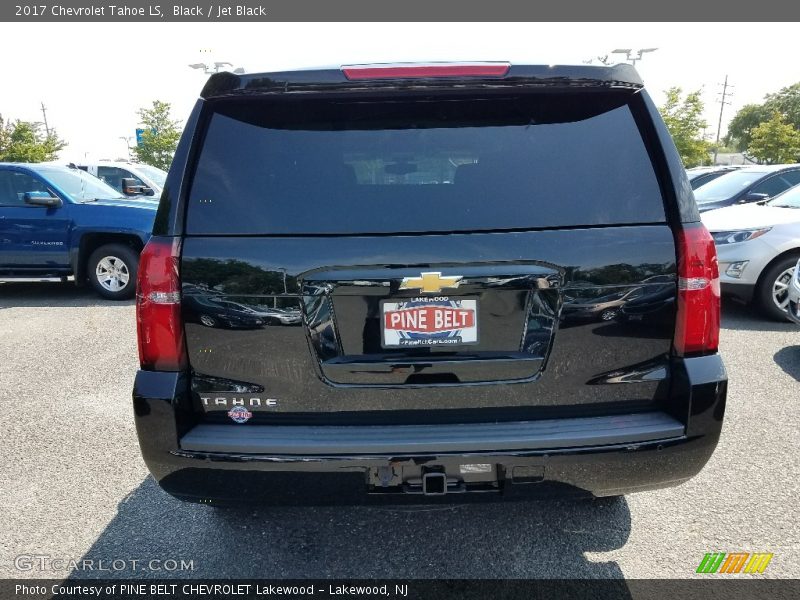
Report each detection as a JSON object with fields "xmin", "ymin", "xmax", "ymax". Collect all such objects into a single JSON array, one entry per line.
[{"xmin": 0, "ymin": 281, "xmax": 798, "ymax": 580}]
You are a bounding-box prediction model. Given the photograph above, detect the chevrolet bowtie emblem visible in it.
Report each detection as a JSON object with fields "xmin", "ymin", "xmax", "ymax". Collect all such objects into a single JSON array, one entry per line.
[{"xmin": 399, "ymin": 272, "xmax": 463, "ymax": 294}]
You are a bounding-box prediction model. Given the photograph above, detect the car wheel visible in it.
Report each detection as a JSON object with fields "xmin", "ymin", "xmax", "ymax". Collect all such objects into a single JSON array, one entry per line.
[
  {"xmin": 600, "ymin": 309, "xmax": 617, "ymax": 321},
  {"xmin": 199, "ymin": 314, "xmax": 218, "ymax": 328},
  {"xmin": 87, "ymin": 244, "xmax": 138, "ymax": 300},
  {"xmin": 757, "ymin": 255, "xmax": 799, "ymax": 321}
]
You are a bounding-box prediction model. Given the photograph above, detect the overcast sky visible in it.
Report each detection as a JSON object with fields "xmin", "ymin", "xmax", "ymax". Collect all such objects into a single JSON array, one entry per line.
[{"xmin": 1, "ymin": 22, "xmax": 797, "ymax": 162}]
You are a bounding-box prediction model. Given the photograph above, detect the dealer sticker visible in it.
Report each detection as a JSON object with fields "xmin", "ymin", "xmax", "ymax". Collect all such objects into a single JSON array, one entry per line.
[
  {"xmin": 381, "ymin": 297, "xmax": 478, "ymax": 347},
  {"xmin": 227, "ymin": 406, "xmax": 253, "ymax": 424}
]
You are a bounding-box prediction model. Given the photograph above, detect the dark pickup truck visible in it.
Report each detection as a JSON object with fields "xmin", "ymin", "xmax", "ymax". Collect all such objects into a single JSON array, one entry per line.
[
  {"xmin": 133, "ymin": 62, "xmax": 727, "ymax": 505},
  {"xmin": 0, "ymin": 163, "xmax": 157, "ymax": 299}
]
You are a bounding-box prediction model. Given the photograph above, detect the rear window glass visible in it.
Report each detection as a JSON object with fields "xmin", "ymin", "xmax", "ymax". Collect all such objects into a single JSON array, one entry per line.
[{"xmin": 187, "ymin": 94, "xmax": 665, "ymax": 234}]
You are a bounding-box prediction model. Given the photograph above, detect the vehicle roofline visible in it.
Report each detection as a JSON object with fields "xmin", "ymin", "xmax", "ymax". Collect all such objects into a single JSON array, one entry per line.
[{"xmin": 199, "ymin": 63, "xmax": 644, "ymax": 99}]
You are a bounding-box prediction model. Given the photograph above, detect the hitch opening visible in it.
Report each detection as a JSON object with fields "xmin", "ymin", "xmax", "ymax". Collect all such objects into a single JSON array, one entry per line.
[{"xmin": 422, "ymin": 472, "xmax": 447, "ymax": 496}]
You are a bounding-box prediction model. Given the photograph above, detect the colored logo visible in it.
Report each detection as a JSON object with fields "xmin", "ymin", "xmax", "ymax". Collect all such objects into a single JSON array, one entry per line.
[
  {"xmin": 399, "ymin": 272, "xmax": 463, "ymax": 294},
  {"xmin": 696, "ymin": 552, "xmax": 773, "ymax": 574},
  {"xmin": 382, "ymin": 298, "xmax": 478, "ymax": 347},
  {"xmin": 385, "ymin": 304, "xmax": 475, "ymax": 333},
  {"xmin": 227, "ymin": 405, "xmax": 253, "ymax": 424}
]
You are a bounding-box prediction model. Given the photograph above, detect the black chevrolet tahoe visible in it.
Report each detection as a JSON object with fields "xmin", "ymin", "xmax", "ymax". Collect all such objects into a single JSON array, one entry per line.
[{"xmin": 133, "ymin": 62, "xmax": 727, "ymax": 505}]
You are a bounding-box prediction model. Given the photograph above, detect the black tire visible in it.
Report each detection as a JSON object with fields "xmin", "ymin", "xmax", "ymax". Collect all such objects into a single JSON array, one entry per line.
[
  {"xmin": 756, "ymin": 254, "xmax": 799, "ymax": 322},
  {"xmin": 87, "ymin": 243, "xmax": 139, "ymax": 300}
]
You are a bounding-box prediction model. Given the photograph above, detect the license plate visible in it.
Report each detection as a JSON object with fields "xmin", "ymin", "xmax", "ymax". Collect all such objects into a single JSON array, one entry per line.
[{"xmin": 381, "ymin": 297, "xmax": 478, "ymax": 348}]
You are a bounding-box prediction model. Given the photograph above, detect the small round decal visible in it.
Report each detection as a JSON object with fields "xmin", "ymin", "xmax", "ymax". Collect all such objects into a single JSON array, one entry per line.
[{"xmin": 227, "ymin": 405, "xmax": 253, "ymax": 424}]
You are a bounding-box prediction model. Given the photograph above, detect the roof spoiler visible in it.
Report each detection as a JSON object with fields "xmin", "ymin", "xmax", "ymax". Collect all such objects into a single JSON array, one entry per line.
[{"xmin": 200, "ymin": 63, "xmax": 643, "ymax": 99}]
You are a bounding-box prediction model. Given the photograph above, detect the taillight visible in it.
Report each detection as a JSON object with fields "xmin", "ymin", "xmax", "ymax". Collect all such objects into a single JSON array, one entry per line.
[
  {"xmin": 674, "ymin": 223, "xmax": 720, "ymax": 356},
  {"xmin": 136, "ymin": 237, "xmax": 186, "ymax": 371},
  {"xmin": 341, "ymin": 62, "xmax": 510, "ymax": 80}
]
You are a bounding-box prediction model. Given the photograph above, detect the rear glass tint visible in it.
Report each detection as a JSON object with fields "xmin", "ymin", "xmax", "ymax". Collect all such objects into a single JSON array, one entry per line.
[{"xmin": 187, "ymin": 94, "xmax": 665, "ymax": 234}]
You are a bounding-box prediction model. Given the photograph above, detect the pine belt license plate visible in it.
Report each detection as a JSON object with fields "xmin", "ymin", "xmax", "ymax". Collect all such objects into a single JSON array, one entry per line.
[{"xmin": 381, "ymin": 297, "xmax": 479, "ymax": 348}]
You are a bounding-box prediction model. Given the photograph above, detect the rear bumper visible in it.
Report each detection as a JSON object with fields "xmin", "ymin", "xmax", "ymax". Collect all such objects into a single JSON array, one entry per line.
[{"xmin": 133, "ymin": 354, "xmax": 727, "ymax": 505}]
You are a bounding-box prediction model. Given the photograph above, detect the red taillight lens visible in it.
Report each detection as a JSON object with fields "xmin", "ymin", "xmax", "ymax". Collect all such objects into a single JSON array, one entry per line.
[
  {"xmin": 136, "ymin": 236, "xmax": 186, "ymax": 371},
  {"xmin": 674, "ymin": 224, "xmax": 720, "ymax": 356},
  {"xmin": 342, "ymin": 63, "xmax": 510, "ymax": 80}
]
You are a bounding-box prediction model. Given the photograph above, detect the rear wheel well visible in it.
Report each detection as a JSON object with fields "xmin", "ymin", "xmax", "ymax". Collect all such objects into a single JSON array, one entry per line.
[
  {"xmin": 753, "ymin": 248, "xmax": 800, "ymax": 320},
  {"xmin": 76, "ymin": 233, "xmax": 144, "ymax": 285},
  {"xmin": 755, "ymin": 248, "xmax": 800, "ymax": 294}
]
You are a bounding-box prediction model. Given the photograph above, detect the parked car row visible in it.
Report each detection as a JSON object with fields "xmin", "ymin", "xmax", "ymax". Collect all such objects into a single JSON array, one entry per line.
[
  {"xmin": 1, "ymin": 149, "xmax": 798, "ymax": 326},
  {"xmin": 693, "ymin": 164, "xmax": 800, "ymax": 212},
  {"xmin": 689, "ymin": 163, "xmax": 800, "ymax": 321}
]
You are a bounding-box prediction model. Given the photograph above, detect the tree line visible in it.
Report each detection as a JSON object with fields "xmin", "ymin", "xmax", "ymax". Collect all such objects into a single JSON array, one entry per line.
[
  {"xmin": 0, "ymin": 100, "xmax": 181, "ymax": 170},
  {"xmin": 660, "ymin": 82, "xmax": 800, "ymax": 167},
  {"xmin": 2, "ymin": 84, "xmax": 799, "ymax": 170}
]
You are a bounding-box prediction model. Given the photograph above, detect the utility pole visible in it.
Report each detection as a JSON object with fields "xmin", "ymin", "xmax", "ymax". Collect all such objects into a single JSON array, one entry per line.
[
  {"xmin": 713, "ymin": 75, "xmax": 734, "ymax": 165},
  {"xmin": 40, "ymin": 101, "xmax": 51, "ymax": 137}
]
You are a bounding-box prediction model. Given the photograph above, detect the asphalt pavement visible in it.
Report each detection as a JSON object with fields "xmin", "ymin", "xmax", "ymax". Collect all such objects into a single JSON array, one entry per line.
[{"xmin": 0, "ymin": 282, "xmax": 798, "ymax": 579}]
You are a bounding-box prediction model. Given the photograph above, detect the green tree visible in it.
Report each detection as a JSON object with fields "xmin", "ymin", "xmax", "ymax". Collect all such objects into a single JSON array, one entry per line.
[
  {"xmin": 132, "ymin": 100, "xmax": 182, "ymax": 171},
  {"xmin": 725, "ymin": 104, "xmax": 770, "ymax": 151},
  {"xmin": 659, "ymin": 87, "xmax": 712, "ymax": 167},
  {"xmin": 747, "ymin": 112, "xmax": 800, "ymax": 164},
  {"xmin": 764, "ymin": 82, "xmax": 800, "ymax": 130},
  {"xmin": 0, "ymin": 115, "xmax": 66, "ymax": 162},
  {"xmin": 726, "ymin": 82, "xmax": 800, "ymax": 152}
]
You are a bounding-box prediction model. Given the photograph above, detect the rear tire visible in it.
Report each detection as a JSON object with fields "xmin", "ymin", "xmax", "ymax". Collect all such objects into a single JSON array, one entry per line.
[
  {"xmin": 87, "ymin": 244, "xmax": 139, "ymax": 300},
  {"xmin": 756, "ymin": 255, "xmax": 799, "ymax": 322}
]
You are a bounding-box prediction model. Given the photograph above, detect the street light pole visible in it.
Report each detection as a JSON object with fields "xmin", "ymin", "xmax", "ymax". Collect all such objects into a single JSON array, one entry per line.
[
  {"xmin": 188, "ymin": 62, "xmax": 245, "ymax": 75},
  {"xmin": 611, "ymin": 48, "xmax": 658, "ymax": 66}
]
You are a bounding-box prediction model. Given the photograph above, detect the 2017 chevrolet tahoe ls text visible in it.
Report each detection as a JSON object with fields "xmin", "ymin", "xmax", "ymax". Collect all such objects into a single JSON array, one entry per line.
[{"xmin": 133, "ymin": 62, "xmax": 727, "ymax": 505}]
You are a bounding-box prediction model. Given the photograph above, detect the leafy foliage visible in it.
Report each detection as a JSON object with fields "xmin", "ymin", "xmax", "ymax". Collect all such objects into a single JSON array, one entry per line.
[
  {"xmin": 132, "ymin": 100, "xmax": 182, "ymax": 171},
  {"xmin": 181, "ymin": 258, "xmax": 296, "ymax": 295},
  {"xmin": 726, "ymin": 82, "xmax": 800, "ymax": 153},
  {"xmin": 747, "ymin": 112, "xmax": 800, "ymax": 164},
  {"xmin": 725, "ymin": 104, "xmax": 770, "ymax": 151},
  {"xmin": 659, "ymin": 87, "xmax": 711, "ymax": 167},
  {"xmin": 764, "ymin": 83, "xmax": 800, "ymax": 130},
  {"xmin": 0, "ymin": 115, "xmax": 66, "ymax": 162}
]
